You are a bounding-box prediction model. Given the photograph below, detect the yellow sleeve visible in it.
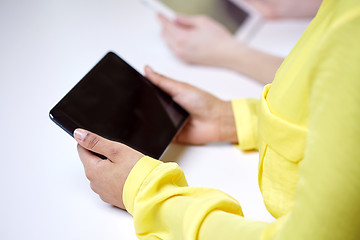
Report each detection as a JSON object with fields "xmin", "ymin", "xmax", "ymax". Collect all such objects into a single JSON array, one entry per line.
[
  {"xmin": 231, "ymin": 98, "xmax": 260, "ymax": 151},
  {"xmin": 123, "ymin": 156, "xmax": 268, "ymax": 240}
]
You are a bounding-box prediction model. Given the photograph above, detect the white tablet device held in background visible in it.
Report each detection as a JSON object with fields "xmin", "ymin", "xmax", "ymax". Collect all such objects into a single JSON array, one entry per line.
[{"xmin": 140, "ymin": 0, "xmax": 263, "ymax": 41}]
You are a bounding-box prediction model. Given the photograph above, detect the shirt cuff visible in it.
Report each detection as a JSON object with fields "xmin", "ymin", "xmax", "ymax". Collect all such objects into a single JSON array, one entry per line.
[
  {"xmin": 123, "ymin": 156, "xmax": 162, "ymax": 215},
  {"xmin": 231, "ymin": 98, "xmax": 259, "ymax": 151}
]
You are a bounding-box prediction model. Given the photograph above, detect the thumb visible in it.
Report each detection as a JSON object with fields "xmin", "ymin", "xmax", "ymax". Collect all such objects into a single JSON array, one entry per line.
[
  {"xmin": 175, "ymin": 14, "xmax": 196, "ymax": 27},
  {"xmin": 144, "ymin": 65, "xmax": 184, "ymax": 98},
  {"xmin": 74, "ymin": 129, "xmax": 119, "ymax": 160}
]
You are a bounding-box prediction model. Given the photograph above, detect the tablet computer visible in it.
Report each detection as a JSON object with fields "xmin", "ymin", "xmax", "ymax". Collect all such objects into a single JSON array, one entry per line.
[
  {"xmin": 140, "ymin": 0, "xmax": 262, "ymax": 41},
  {"xmin": 49, "ymin": 52, "xmax": 189, "ymax": 159}
]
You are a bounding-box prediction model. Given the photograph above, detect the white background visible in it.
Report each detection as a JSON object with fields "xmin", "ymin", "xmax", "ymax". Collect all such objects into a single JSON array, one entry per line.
[{"xmin": 0, "ymin": 0, "xmax": 310, "ymax": 239}]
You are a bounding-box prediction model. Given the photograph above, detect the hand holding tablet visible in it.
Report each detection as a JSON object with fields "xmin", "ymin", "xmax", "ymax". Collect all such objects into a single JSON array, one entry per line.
[
  {"xmin": 50, "ymin": 52, "xmax": 189, "ymax": 159},
  {"xmin": 50, "ymin": 52, "xmax": 237, "ymax": 210}
]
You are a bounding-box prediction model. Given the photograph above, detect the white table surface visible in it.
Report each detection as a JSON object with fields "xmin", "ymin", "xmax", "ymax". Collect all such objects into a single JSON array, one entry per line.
[{"xmin": 0, "ymin": 0, "xmax": 311, "ymax": 239}]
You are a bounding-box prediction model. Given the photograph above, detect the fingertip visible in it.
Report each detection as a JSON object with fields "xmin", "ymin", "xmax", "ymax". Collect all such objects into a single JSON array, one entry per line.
[
  {"xmin": 175, "ymin": 14, "xmax": 193, "ymax": 27},
  {"xmin": 144, "ymin": 65, "xmax": 153, "ymax": 74},
  {"xmin": 74, "ymin": 128, "xmax": 88, "ymax": 143},
  {"xmin": 145, "ymin": 66, "xmax": 159, "ymax": 82}
]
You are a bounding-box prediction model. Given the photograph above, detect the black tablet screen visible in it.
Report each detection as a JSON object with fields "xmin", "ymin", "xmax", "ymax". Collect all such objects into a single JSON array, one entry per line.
[{"xmin": 50, "ymin": 52, "xmax": 188, "ymax": 159}]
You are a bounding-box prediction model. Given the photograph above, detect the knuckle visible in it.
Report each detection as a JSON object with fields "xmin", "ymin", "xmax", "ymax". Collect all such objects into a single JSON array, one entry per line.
[
  {"xmin": 99, "ymin": 195, "xmax": 109, "ymax": 204},
  {"xmin": 85, "ymin": 168, "xmax": 96, "ymax": 181},
  {"xmin": 108, "ymin": 146, "xmax": 120, "ymax": 157},
  {"xmin": 89, "ymin": 182, "xmax": 97, "ymax": 193},
  {"xmin": 87, "ymin": 135, "xmax": 100, "ymax": 150},
  {"xmin": 85, "ymin": 172, "xmax": 92, "ymax": 181}
]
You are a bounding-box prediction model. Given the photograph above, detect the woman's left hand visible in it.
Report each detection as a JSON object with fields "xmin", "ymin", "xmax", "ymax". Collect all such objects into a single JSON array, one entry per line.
[{"xmin": 74, "ymin": 128, "xmax": 144, "ymax": 209}]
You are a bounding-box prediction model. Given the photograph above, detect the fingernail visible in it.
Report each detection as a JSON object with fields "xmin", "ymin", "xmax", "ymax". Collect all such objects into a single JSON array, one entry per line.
[
  {"xmin": 74, "ymin": 129, "xmax": 87, "ymax": 142},
  {"xmin": 145, "ymin": 65, "xmax": 154, "ymax": 74}
]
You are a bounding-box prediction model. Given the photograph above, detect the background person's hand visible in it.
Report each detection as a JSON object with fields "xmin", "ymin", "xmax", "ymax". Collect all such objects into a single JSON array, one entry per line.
[
  {"xmin": 240, "ymin": 0, "xmax": 322, "ymax": 19},
  {"xmin": 158, "ymin": 14, "xmax": 283, "ymax": 85},
  {"xmin": 74, "ymin": 129, "xmax": 144, "ymax": 209},
  {"xmin": 145, "ymin": 66, "xmax": 238, "ymax": 145},
  {"xmin": 158, "ymin": 14, "xmax": 236, "ymax": 67}
]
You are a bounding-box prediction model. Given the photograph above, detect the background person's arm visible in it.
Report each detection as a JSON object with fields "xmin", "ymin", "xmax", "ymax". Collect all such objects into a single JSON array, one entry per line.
[
  {"xmin": 218, "ymin": 42, "xmax": 283, "ymax": 85},
  {"xmin": 240, "ymin": 0, "xmax": 322, "ymax": 19},
  {"xmin": 159, "ymin": 15, "xmax": 283, "ymax": 85},
  {"xmin": 158, "ymin": 0, "xmax": 323, "ymax": 84}
]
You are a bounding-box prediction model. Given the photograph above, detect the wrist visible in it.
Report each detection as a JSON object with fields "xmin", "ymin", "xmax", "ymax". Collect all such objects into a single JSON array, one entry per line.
[
  {"xmin": 214, "ymin": 39, "xmax": 247, "ymax": 70},
  {"xmin": 218, "ymin": 100, "xmax": 238, "ymax": 143},
  {"xmin": 215, "ymin": 41, "xmax": 264, "ymax": 79},
  {"xmin": 221, "ymin": 41, "xmax": 259, "ymax": 73},
  {"xmin": 123, "ymin": 156, "xmax": 162, "ymax": 214},
  {"xmin": 220, "ymin": 41, "xmax": 283, "ymax": 84},
  {"xmin": 275, "ymin": 1, "xmax": 321, "ymax": 19}
]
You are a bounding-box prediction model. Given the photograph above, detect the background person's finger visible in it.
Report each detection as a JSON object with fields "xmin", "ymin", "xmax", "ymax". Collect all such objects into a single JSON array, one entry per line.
[
  {"xmin": 161, "ymin": 22, "xmax": 185, "ymax": 43},
  {"xmin": 158, "ymin": 14, "xmax": 187, "ymax": 41},
  {"xmin": 158, "ymin": 13, "xmax": 177, "ymax": 34},
  {"xmin": 175, "ymin": 14, "xmax": 197, "ymax": 27},
  {"xmin": 157, "ymin": 13, "xmax": 172, "ymax": 25}
]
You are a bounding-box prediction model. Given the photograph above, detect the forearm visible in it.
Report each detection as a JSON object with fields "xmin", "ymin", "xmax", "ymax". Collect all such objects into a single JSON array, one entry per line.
[
  {"xmin": 217, "ymin": 41, "xmax": 284, "ymax": 84},
  {"xmin": 274, "ymin": 0, "xmax": 322, "ymax": 19}
]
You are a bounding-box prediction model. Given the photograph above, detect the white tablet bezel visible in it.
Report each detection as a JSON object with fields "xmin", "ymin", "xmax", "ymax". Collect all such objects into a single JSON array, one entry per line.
[{"xmin": 229, "ymin": 0, "xmax": 263, "ymax": 41}]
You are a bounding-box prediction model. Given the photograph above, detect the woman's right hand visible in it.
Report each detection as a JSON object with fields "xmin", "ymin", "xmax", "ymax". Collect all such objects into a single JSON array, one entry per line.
[{"xmin": 144, "ymin": 66, "xmax": 238, "ymax": 145}]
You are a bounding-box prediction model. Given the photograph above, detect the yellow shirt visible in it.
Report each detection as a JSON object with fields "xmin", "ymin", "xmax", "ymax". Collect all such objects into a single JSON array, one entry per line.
[{"xmin": 123, "ymin": 0, "xmax": 360, "ymax": 239}]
